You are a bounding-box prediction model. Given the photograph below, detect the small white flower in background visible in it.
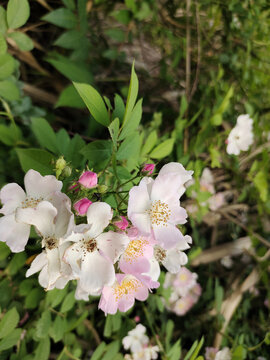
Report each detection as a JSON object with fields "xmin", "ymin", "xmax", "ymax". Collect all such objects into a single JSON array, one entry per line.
[
  {"xmin": 226, "ymin": 114, "xmax": 254, "ymax": 155},
  {"xmin": 215, "ymin": 347, "xmax": 231, "ymax": 360},
  {"xmin": 132, "ymin": 346, "xmax": 160, "ymax": 360},
  {"xmin": 122, "ymin": 324, "xmax": 149, "ymax": 353},
  {"xmin": 0, "ymin": 170, "xmax": 62, "ymax": 252},
  {"xmin": 220, "ymin": 255, "xmax": 233, "ymax": 269}
]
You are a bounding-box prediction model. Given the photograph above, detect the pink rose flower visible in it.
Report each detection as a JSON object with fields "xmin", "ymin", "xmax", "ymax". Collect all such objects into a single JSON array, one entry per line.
[
  {"xmin": 115, "ymin": 216, "xmax": 129, "ymax": 230},
  {"xmin": 74, "ymin": 198, "xmax": 92, "ymax": 216},
  {"xmin": 78, "ymin": 171, "xmax": 98, "ymax": 188},
  {"xmin": 142, "ymin": 164, "xmax": 155, "ymax": 175}
]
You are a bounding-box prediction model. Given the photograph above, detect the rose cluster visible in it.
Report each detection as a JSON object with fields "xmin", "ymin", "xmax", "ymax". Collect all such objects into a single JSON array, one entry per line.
[
  {"xmin": 163, "ymin": 267, "xmax": 201, "ymax": 316},
  {"xmin": 0, "ymin": 162, "xmax": 193, "ymax": 314}
]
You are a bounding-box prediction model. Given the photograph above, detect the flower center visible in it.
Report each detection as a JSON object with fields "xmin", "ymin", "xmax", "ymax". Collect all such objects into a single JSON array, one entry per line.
[
  {"xmin": 113, "ymin": 277, "xmax": 140, "ymax": 301},
  {"xmin": 124, "ymin": 238, "xmax": 149, "ymax": 263},
  {"xmin": 147, "ymin": 200, "xmax": 171, "ymax": 226},
  {"xmin": 81, "ymin": 238, "xmax": 97, "ymax": 253},
  {"xmin": 21, "ymin": 196, "xmax": 43, "ymax": 209},
  {"xmin": 154, "ymin": 245, "xmax": 166, "ymax": 262},
  {"xmin": 44, "ymin": 236, "xmax": 58, "ymax": 250}
]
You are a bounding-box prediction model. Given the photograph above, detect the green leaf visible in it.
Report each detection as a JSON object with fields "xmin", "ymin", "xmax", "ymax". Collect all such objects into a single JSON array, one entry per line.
[
  {"xmin": 165, "ymin": 320, "xmax": 174, "ymax": 351},
  {"xmin": 141, "ymin": 130, "xmax": 158, "ymax": 156},
  {"xmin": 0, "ymin": 242, "xmax": 10, "ymax": 260},
  {"xmin": 108, "ymin": 118, "xmax": 119, "ymax": 149},
  {"xmin": 25, "ymin": 288, "xmax": 44, "ymax": 309},
  {"xmin": 65, "ymin": 133, "xmax": 85, "ymax": 166},
  {"xmin": 16, "ymin": 148, "xmax": 54, "ymax": 175},
  {"xmin": 91, "ymin": 342, "xmax": 107, "ymax": 360},
  {"xmin": 0, "ymin": 80, "xmax": 20, "ymax": 101},
  {"xmin": 54, "ymin": 30, "xmax": 83, "ymax": 49},
  {"xmin": 60, "ymin": 291, "xmax": 76, "ymax": 313},
  {"xmin": 7, "ymin": 0, "xmax": 30, "ymax": 29},
  {"xmin": 113, "ymin": 94, "xmax": 125, "ymax": 122},
  {"xmin": 119, "ymin": 98, "xmax": 142, "ymax": 140},
  {"xmin": 210, "ymin": 86, "xmax": 234, "ymax": 126},
  {"xmin": 42, "ymin": 8, "xmax": 77, "ymax": 29},
  {"xmin": 232, "ymin": 345, "xmax": 247, "ymax": 360},
  {"xmin": 8, "ymin": 32, "xmax": 34, "ymax": 51},
  {"xmin": 0, "ymin": 328, "xmax": 22, "ymax": 351},
  {"xmin": 47, "ymin": 55, "xmax": 93, "ymax": 83},
  {"xmin": 49, "ymin": 317, "xmax": 67, "ymax": 343},
  {"xmin": 46, "ymin": 287, "xmax": 68, "ymax": 308},
  {"xmin": 103, "ymin": 341, "xmax": 120, "ymax": 360},
  {"xmin": 62, "ymin": 0, "xmax": 76, "ymax": 10},
  {"xmin": 183, "ymin": 340, "xmax": 198, "ymax": 360},
  {"xmin": 55, "ymin": 84, "xmax": 85, "ymax": 109},
  {"xmin": 0, "ymin": 53, "xmax": 15, "ymax": 80},
  {"xmin": 117, "ymin": 133, "xmax": 141, "ymax": 160},
  {"xmin": 0, "ymin": 307, "xmax": 19, "ymax": 339},
  {"xmin": 80, "ymin": 140, "xmax": 113, "ymax": 166},
  {"xmin": 0, "ymin": 34, "xmax": 7, "ymax": 54},
  {"xmin": 36, "ymin": 311, "xmax": 51, "ymax": 339},
  {"xmin": 167, "ymin": 339, "xmax": 181, "ymax": 360},
  {"xmin": 105, "ymin": 28, "xmax": 125, "ymax": 42},
  {"xmin": 0, "ymin": 7, "xmax": 7, "ymax": 34},
  {"xmin": 179, "ymin": 95, "xmax": 188, "ymax": 118},
  {"xmin": 34, "ymin": 336, "xmax": 50, "ymax": 360},
  {"xmin": 73, "ymin": 82, "xmax": 110, "ymax": 126},
  {"xmin": 0, "ymin": 123, "xmax": 21, "ymax": 146},
  {"xmin": 190, "ymin": 337, "xmax": 204, "ymax": 360},
  {"xmin": 31, "ymin": 117, "xmax": 58, "ymax": 153},
  {"xmin": 264, "ymin": 331, "xmax": 270, "ymax": 345},
  {"xmin": 254, "ymin": 170, "xmax": 268, "ymax": 202},
  {"xmin": 150, "ymin": 138, "xmax": 175, "ymax": 159},
  {"xmin": 6, "ymin": 252, "xmax": 26, "ymax": 275},
  {"xmin": 122, "ymin": 63, "xmax": 138, "ymax": 128}
]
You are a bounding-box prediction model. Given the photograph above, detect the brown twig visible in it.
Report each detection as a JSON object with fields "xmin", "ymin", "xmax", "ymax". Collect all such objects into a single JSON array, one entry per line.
[
  {"xmin": 218, "ymin": 210, "xmax": 270, "ymax": 248},
  {"xmin": 184, "ymin": 0, "xmax": 191, "ymax": 154},
  {"xmin": 83, "ymin": 319, "xmax": 101, "ymax": 345}
]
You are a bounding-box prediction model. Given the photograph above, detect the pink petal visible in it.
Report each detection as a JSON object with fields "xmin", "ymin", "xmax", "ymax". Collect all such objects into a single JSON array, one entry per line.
[{"xmin": 152, "ymin": 223, "xmax": 185, "ymax": 249}]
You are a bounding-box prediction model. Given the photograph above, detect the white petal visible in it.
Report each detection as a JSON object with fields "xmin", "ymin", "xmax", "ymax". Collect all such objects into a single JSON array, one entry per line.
[
  {"xmin": 80, "ymin": 251, "xmax": 115, "ymax": 293},
  {"xmin": 87, "ymin": 202, "xmax": 112, "ymax": 238},
  {"xmin": 24, "ymin": 170, "xmax": 62, "ymax": 198},
  {"xmin": 0, "ymin": 213, "xmax": 30, "ymax": 252},
  {"xmin": 26, "ymin": 252, "xmax": 47, "ymax": 277},
  {"xmin": 63, "ymin": 242, "xmax": 82, "ymax": 277},
  {"xmin": 128, "ymin": 180, "xmax": 151, "ymax": 218},
  {"xmin": 46, "ymin": 192, "xmax": 74, "ymax": 238},
  {"xmin": 129, "ymin": 213, "xmax": 151, "ymax": 235},
  {"xmin": 144, "ymin": 257, "xmax": 160, "ymax": 281},
  {"xmin": 0, "ymin": 183, "xmax": 26, "ymax": 215},
  {"xmin": 162, "ymin": 250, "xmax": 188, "ymax": 273},
  {"xmin": 38, "ymin": 265, "xmax": 49, "ymax": 288},
  {"xmin": 75, "ymin": 285, "xmax": 89, "ymax": 301},
  {"xmin": 153, "ymin": 223, "xmax": 185, "ymax": 249},
  {"xmin": 97, "ymin": 231, "xmax": 129, "ymax": 263},
  {"xmin": 46, "ymin": 247, "xmax": 61, "ymax": 289},
  {"xmin": 15, "ymin": 201, "xmax": 57, "ymax": 237}
]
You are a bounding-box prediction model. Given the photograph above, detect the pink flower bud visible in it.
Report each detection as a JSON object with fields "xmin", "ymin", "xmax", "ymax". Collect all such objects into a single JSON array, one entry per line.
[
  {"xmin": 225, "ymin": 139, "xmax": 229, "ymax": 144},
  {"xmin": 134, "ymin": 316, "xmax": 140, "ymax": 323},
  {"xmin": 114, "ymin": 216, "xmax": 129, "ymax": 230},
  {"xmin": 142, "ymin": 163, "xmax": 155, "ymax": 175},
  {"xmin": 78, "ymin": 171, "xmax": 98, "ymax": 188},
  {"xmin": 74, "ymin": 198, "xmax": 92, "ymax": 216}
]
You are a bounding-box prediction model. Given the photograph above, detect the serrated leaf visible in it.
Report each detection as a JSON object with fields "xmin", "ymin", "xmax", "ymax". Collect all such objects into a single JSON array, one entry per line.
[
  {"xmin": 31, "ymin": 117, "xmax": 58, "ymax": 153},
  {"xmin": 25, "ymin": 288, "xmax": 43, "ymax": 309},
  {"xmin": 8, "ymin": 32, "xmax": 34, "ymax": 51},
  {"xmin": 36, "ymin": 311, "xmax": 51, "ymax": 339},
  {"xmin": 0, "ymin": 123, "xmax": 21, "ymax": 146},
  {"xmin": 0, "ymin": 53, "xmax": 15, "ymax": 80},
  {"xmin": 0, "ymin": 308, "xmax": 19, "ymax": 339},
  {"xmin": 49, "ymin": 317, "xmax": 67, "ymax": 343},
  {"xmin": 117, "ymin": 133, "xmax": 141, "ymax": 160},
  {"xmin": 60, "ymin": 291, "xmax": 75, "ymax": 313},
  {"xmin": 150, "ymin": 138, "xmax": 175, "ymax": 159},
  {"xmin": 42, "ymin": 8, "xmax": 77, "ymax": 29},
  {"xmin": 16, "ymin": 148, "xmax": 54, "ymax": 175},
  {"xmin": 80, "ymin": 140, "xmax": 113, "ymax": 166},
  {"xmin": 6, "ymin": 252, "xmax": 26, "ymax": 276},
  {"xmin": 0, "ymin": 328, "xmax": 22, "ymax": 351},
  {"xmin": 46, "ymin": 287, "xmax": 68, "ymax": 308},
  {"xmin": 73, "ymin": 82, "xmax": 110, "ymax": 126},
  {"xmin": 113, "ymin": 94, "xmax": 125, "ymax": 122},
  {"xmin": 7, "ymin": 0, "xmax": 30, "ymax": 29},
  {"xmin": 34, "ymin": 336, "xmax": 50, "ymax": 360}
]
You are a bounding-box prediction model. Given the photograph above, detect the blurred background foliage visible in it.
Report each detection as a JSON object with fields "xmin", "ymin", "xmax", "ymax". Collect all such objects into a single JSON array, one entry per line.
[{"xmin": 0, "ymin": 0, "xmax": 269, "ymax": 359}]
